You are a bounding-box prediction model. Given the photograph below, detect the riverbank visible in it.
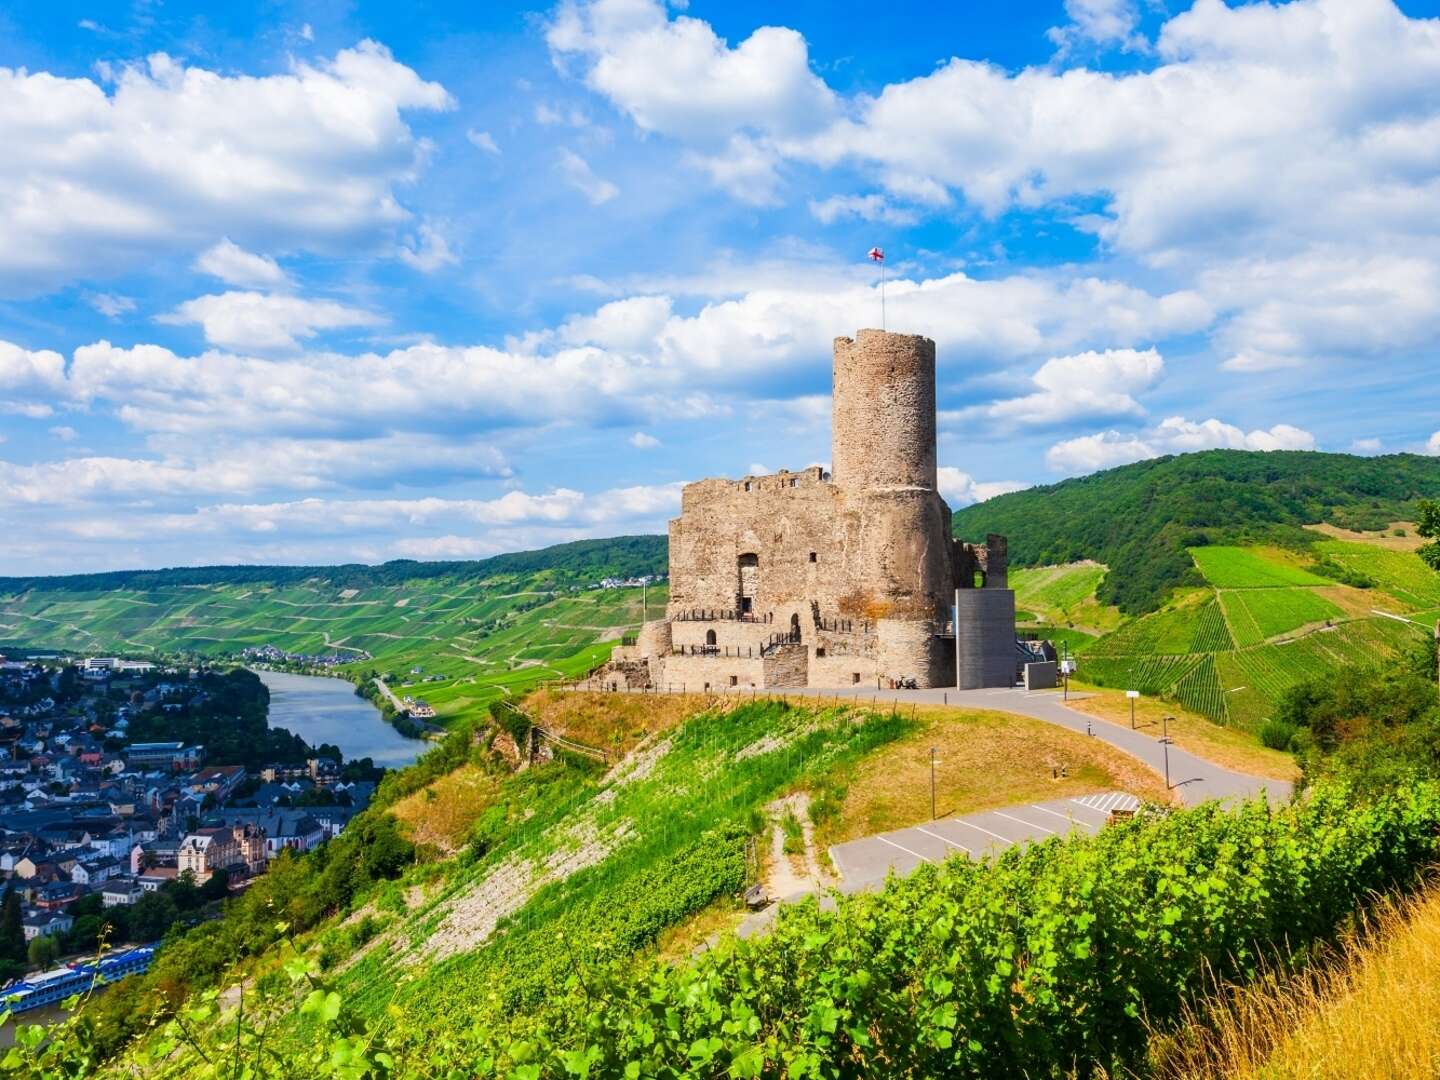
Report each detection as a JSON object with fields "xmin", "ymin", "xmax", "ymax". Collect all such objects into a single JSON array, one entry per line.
[{"xmin": 255, "ymin": 669, "xmax": 426, "ymax": 769}]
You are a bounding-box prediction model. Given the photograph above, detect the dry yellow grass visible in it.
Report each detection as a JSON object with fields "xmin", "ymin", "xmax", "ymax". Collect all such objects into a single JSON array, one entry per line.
[
  {"xmin": 388, "ymin": 763, "xmax": 501, "ymax": 854},
  {"xmin": 1306, "ymin": 521, "xmax": 1423, "ymax": 552},
  {"xmin": 1066, "ymin": 690, "xmax": 1299, "ymax": 783},
  {"xmin": 811, "ymin": 703, "xmax": 1174, "ymax": 849},
  {"xmin": 524, "ymin": 689, "xmax": 724, "ymax": 756},
  {"xmin": 1150, "ymin": 885, "xmax": 1440, "ymax": 1080}
]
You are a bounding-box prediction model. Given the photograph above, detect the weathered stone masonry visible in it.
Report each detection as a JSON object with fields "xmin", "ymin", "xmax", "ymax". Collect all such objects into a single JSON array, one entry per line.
[{"xmin": 605, "ymin": 328, "xmax": 1016, "ymax": 691}]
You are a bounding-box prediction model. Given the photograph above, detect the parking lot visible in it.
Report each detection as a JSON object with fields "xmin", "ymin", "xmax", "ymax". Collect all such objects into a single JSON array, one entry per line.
[{"xmin": 829, "ymin": 790, "xmax": 1140, "ymax": 889}]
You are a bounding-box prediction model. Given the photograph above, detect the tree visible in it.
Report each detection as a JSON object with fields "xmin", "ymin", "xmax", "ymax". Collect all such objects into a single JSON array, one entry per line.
[
  {"xmin": 0, "ymin": 885, "xmax": 25, "ymax": 965},
  {"xmin": 1419, "ymin": 499, "xmax": 1440, "ymax": 572},
  {"xmin": 27, "ymin": 935, "xmax": 59, "ymax": 968}
]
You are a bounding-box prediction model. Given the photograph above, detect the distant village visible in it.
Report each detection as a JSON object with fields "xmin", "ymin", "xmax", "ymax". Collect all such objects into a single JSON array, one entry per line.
[{"xmin": 0, "ymin": 653, "xmax": 375, "ymax": 976}]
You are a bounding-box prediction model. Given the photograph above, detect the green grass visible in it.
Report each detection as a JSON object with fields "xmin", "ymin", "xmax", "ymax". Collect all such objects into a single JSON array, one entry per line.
[
  {"xmin": 1218, "ymin": 587, "xmax": 1342, "ymax": 645},
  {"xmin": 1315, "ymin": 541, "xmax": 1440, "ymax": 610},
  {"xmin": 1190, "ymin": 546, "xmax": 1333, "ymax": 588},
  {"xmin": 331, "ymin": 699, "xmax": 914, "ymax": 1040}
]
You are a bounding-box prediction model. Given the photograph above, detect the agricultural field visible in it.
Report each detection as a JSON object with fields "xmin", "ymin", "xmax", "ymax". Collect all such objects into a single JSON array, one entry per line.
[
  {"xmin": 0, "ymin": 568, "xmax": 666, "ymax": 725},
  {"xmin": 1190, "ymin": 545, "xmax": 1333, "ymax": 588},
  {"xmin": 1077, "ymin": 543, "xmax": 1433, "ymax": 727},
  {"xmin": 1009, "ymin": 561, "xmax": 1122, "ymax": 636}
]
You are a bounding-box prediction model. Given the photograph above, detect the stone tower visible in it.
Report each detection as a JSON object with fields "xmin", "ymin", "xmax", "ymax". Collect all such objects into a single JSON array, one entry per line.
[
  {"xmin": 831, "ymin": 330, "xmax": 937, "ymax": 491},
  {"xmin": 601, "ymin": 326, "xmax": 1017, "ymax": 693}
]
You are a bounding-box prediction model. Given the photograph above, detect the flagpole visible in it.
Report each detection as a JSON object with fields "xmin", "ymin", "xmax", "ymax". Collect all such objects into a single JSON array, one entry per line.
[{"xmin": 881, "ymin": 258, "xmax": 886, "ymax": 332}]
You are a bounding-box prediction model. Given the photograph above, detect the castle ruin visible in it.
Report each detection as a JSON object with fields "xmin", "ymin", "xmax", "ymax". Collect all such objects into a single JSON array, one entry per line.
[{"xmin": 608, "ymin": 329, "xmax": 1016, "ymax": 691}]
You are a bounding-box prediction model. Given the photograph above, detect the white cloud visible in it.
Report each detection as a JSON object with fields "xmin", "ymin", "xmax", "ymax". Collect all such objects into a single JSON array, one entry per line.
[
  {"xmin": 49, "ymin": 425, "xmax": 77, "ymax": 441},
  {"xmin": 194, "ymin": 239, "xmax": 291, "ymax": 290},
  {"xmin": 397, "ymin": 223, "xmax": 459, "ymax": 272},
  {"xmin": 158, "ymin": 291, "xmax": 384, "ymax": 351},
  {"xmin": 1427, "ymin": 431, "xmax": 1440, "ymax": 455},
  {"xmin": 548, "ymin": 0, "xmax": 837, "ymax": 143},
  {"xmin": 0, "ymin": 41, "xmax": 453, "ymax": 294},
  {"xmin": 557, "ymin": 148, "xmax": 618, "ymax": 205},
  {"xmin": 950, "ymin": 347, "xmax": 1163, "ymax": 430},
  {"xmin": 1350, "ymin": 437, "xmax": 1383, "ymax": 454},
  {"xmin": 808, "ymin": 194, "xmax": 918, "ymax": 226},
  {"xmin": 937, "ymin": 466, "xmax": 1028, "ymax": 507},
  {"xmin": 552, "ymin": 0, "xmax": 1440, "ymax": 373},
  {"xmin": 629, "ymin": 431, "xmax": 660, "ymax": 448},
  {"xmin": 1046, "ymin": 415, "xmax": 1318, "ymax": 474},
  {"xmin": 84, "ymin": 292, "xmax": 136, "ymax": 318},
  {"xmin": 1048, "ymin": 0, "xmax": 1148, "ymax": 57},
  {"xmin": 466, "ymin": 128, "xmax": 501, "ymax": 154}
]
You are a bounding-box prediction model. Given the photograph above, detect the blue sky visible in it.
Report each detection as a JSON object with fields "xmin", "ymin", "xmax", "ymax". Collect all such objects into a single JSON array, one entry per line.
[{"xmin": 2, "ymin": 0, "xmax": 1440, "ymax": 574}]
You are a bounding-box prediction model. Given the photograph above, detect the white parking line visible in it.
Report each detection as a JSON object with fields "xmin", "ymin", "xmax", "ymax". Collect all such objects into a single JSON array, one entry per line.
[
  {"xmin": 993, "ymin": 809, "xmax": 1055, "ymax": 835},
  {"xmin": 1028, "ymin": 804, "xmax": 1085, "ymax": 827},
  {"xmin": 1063, "ymin": 800, "xmax": 1113, "ymax": 821},
  {"xmin": 876, "ymin": 834, "xmax": 932, "ymax": 863},
  {"xmin": 915, "ymin": 825, "xmax": 971, "ymax": 854},
  {"xmin": 952, "ymin": 818, "xmax": 1013, "ymax": 845}
]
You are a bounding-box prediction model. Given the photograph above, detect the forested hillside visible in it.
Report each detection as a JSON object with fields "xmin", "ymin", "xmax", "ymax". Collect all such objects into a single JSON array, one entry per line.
[{"xmin": 952, "ymin": 450, "xmax": 1440, "ymax": 613}]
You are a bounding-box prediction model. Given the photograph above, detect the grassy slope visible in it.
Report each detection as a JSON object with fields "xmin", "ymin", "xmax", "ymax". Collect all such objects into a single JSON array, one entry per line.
[
  {"xmin": 952, "ymin": 449, "xmax": 1440, "ymax": 614},
  {"xmin": 1152, "ymin": 885, "xmax": 1440, "ymax": 1080}
]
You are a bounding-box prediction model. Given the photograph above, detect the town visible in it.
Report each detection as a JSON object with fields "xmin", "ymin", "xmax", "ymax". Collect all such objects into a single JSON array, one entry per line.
[{"xmin": 0, "ymin": 652, "xmax": 378, "ymax": 995}]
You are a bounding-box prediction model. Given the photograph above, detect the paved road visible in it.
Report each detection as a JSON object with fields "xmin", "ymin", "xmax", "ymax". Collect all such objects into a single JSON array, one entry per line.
[
  {"xmin": 782, "ymin": 685, "xmax": 1292, "ymax": 807},
  {"xmin": 830, "ymin": 790, "xmax": 1140, "ymax": 890}
]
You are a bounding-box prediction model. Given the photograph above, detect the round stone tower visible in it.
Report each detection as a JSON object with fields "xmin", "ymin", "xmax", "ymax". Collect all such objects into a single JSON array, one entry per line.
[{"xmin": 831, "ymin": 330, "xmax": 937, "ymax": 492}]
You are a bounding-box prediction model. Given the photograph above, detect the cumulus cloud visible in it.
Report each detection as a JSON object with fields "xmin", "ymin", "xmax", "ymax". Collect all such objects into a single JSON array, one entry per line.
[
  {"xmin": 84, "ymin": 292, "xmax": 136, "ymax": 318},
  {"xmin": 1046, "ymin": 415, "xmax": 1317, "ymax": 474},
  {"xmin": 158, "ymin": 291, "xmax": 385, "ymax": 351},
  {"xmin": 950, "ymin": 347, "xmax": 1163, "ymax": 430},
  {"xmin": 557, "ymin": 148, "xmax": 618, "ymax": 205},
  {"xmin": 550, "ymin": 0, "xmax": 1440, "ymax": 372},
  {"xmin": 1428, "ymin": 431, "xmax": 1440, "ymax": 455},
  {"xmin": 1048, "ymin": 0, "xmax": 1148, "ymax": 57},
  {"xmin": 1350, "ymin": 437, "xmax": 1383, "ymax": 454},
  {"xmin": 195, "ymin": 239, "xmax": 291, "ymax": 290},
  {"xmin": 629, "ymin": 431, "xmax": 660, "ymax": 448},
  {"xmin": 937, "ymin": 467, "xmax": 1028, "ymax": 507},
  {"xmin": 0, "ymin": 42, "xmax": 453, "ymax": 294}
]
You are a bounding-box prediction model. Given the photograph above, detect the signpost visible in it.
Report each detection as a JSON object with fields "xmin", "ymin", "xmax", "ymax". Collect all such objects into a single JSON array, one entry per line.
[{"xmin": 1126, "ymin": 689, "xmax": 1140, "ymax": 728}]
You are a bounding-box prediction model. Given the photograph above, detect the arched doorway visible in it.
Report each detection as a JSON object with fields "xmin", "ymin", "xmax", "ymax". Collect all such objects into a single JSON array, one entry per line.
[
  {"xmin": 790, "ymin": 613, "xmax": 800, "ymax": 642},
  {"xmin": 705, "ymin": 629, "xmax": 717, "ymax": 647},
  {"xmin": 737, "ymin": 553, "xmax": 759, "ymax": 616}
]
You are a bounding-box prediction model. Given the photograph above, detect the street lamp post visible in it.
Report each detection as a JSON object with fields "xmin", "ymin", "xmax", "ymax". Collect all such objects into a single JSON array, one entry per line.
[{"xmin": 930, "ymin": 746, "xmax": 939, "ymax": 820}]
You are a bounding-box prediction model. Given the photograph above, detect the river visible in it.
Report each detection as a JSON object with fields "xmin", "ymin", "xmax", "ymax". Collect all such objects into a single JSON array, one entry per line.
[{"xmin": 255, "ymin": 670, "xmax": 426, "ymax": 768}]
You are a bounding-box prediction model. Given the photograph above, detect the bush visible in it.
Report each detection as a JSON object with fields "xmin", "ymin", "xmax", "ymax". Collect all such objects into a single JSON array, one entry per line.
[{"xmin": 1260, "ymin": 719, "xmax": 1299, "ymax": 751}]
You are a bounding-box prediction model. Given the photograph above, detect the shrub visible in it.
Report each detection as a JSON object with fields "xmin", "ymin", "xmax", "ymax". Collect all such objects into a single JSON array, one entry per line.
[{"xmin": 1260, "ymin": 719, "xmax": 1299, "ymax": 751}]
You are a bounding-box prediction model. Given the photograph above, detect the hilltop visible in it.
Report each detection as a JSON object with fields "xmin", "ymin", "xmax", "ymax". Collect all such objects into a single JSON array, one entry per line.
[{"xmin": 952, "ymin": 450, "xmax": 1440, "ymax": 614}]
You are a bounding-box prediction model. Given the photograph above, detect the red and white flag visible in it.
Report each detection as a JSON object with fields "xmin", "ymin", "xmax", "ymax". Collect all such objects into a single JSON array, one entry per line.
[{"xmin": 868, "ymin": 246, "xmax": 885, "ymax": 263}]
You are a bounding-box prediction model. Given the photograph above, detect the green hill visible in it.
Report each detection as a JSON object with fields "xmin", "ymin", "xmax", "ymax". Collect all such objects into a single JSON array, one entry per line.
[
  {"xmin": 0, "ymin": 536, "xmax": 667, "ymax": 719},
  {"xmin": 952, "ymin": 450, "xmax": 1440, "ymax": 614}
]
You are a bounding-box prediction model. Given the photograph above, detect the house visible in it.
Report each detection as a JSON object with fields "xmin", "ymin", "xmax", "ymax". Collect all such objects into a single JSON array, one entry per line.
[
  {"xmin": 71, "ymin": 854, "xmax": 122, "ymax": 886},
  {"xmin": 177, "ymin": 828, "xmax": 241, "ymax": 883},
  {"xmin": 22, "ymin": 910, "xmax": 72, "ymax": 941},
  {"xmin": 137, "ymin": 868, "xmax": 178, "ymax": 892},
  {"xmin": 100, "ymin": 878, "xmax": 144, "ymax": 907},
  {"xmin": 187, "ymin": 766, "xmax": 246, "ymax": 804},
  {"xmin": 125, "ymin": 742, "xmax": 203, "ymax": 772},
  {"xmin": 219, "ymin": 811, "xmax": 324, "ymax": 857},
  {"xmin": 33, "ymin": 881, "xmax": 83, "ymax": 911}
]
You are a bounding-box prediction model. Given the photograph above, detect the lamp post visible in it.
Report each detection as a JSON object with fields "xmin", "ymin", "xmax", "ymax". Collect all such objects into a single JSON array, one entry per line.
[
  {"xmin": 930, "ymin": 746, "xmax": 939, "ymax": 820},
  {"xmin": 1159, "ymin": 716, "xmax": 1175, "ymax": 789}
]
